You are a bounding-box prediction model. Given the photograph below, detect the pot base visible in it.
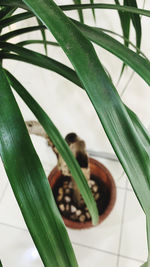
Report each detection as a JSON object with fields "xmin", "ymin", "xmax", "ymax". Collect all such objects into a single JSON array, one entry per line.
[{"xmin": 48, "ymin": 158, "xmax": 116, "ymax": 229}]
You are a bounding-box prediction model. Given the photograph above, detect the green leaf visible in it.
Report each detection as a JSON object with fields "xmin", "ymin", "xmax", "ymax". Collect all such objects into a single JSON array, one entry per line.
[
  {"xmin": 0, "ymin": 42, "xmax": 82, "ymax": 88},
  {"xmin": 5, "ymin": 69, "xmax": 99, "ymax": 226},
  {"xmin": 17, "ymin": 39, "xmax": 59, "ymax": 47},
  {"xmin": 73, "ymin": 0, "xmax": 84, "ymax": 23},
  {"xmin": 1, "ymin": 2, "xmax": 150, "ymax": 18},
  {"xmin": 36, "ymin": 17, "xmax": 48, "ymax": 55},
  {"xmin": 60, "ymin": 3, "xmax": 150, "ymax": 17},
  {"xmin": 91, "ymin": 27, "xmax": 147, "ymax": 59},
  {"xmin": 0, "ymin": 0, "xmax": 28, "ymax": 10},
  {"xmin": 0, "ymin": 260, "xmax": 2, "ymax": 267},
  {"xmin": 125, "ymin": 0, "xmax": 142, "ymax": 51},
  {"xmin": 114, "ymin": 0, "xmax": 131, "ymax": 80},
  {"xmin": 141, "ymin": 262, "xmax": 150, "ymax": 267},
  {"xmin": 0, "ymin": 6, "xmax": 16, "ymax": 20},
  {"xmin": 0, "ymin": 25, "xmax": 45, "ymax": 41},
  {"xmin": 90, "ymin": 0, "xmax": 96, "ymax": 21},
  {"xmin": 71, "ymin": 19, "xmax": 150, "ymax": 85},
  {"xmin": 0, "ymin": 11, "xmax": 33, "ymax": 29},
  {"xmin": 23, "ymin": 0, "xmax": 150, "ymax": 209},
  {"xmin": 22, "ymin": 0, "xmax": 150, "ymax": 262},
  {"xmin": 0, "ymin": 66, "xmax": 78, "ymax": 267},
  {"xmin": 114, "ymin": 0, "xmax": 130, "ymax": 47}
]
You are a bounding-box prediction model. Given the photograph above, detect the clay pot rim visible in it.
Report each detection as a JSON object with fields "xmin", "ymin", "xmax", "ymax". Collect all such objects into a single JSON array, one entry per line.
[{"xmin": 48, "ymin": 158, "xmax": 116, "ymax": 229}]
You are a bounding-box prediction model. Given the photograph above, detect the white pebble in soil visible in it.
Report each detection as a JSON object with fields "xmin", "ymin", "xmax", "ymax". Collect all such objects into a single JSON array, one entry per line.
[
  {"xmin": 85, "ymin": 212, "xmax": 91, "ymax": 219},
  {"xmin": 76, "ymin": 210, "xmax": 82, "ymax": 216},
  {"xmin": 71, "ymin": 205, "xmax": 77, "ymax": 213},
  {"xmin": 59, "ymin": 204, "xmax": 65, "ymax": 212},
  {"xmin": 79, "ymin": 214, "xmax": 86, "ymax": 222},
  {"xmin": 58, "ymin": 187, "xmax": 63, "ymax": 194},
  {"xmin": 95, "ymin": 193, "xmax": 100, "ymax": 200},
  {"xmin": 92, "ymin": 185, "xmax": 98, "ymax": 193},
  {"xmin": 88, "ymin": 180, "xmax": 95, "ymax": 187},
  {"xmin": 57, "ymin": 194, "xmax": 63, "ymax": 202},
  {"xmin": 64, "ymin": 196, "xmax": 71, "ymax": 203}
]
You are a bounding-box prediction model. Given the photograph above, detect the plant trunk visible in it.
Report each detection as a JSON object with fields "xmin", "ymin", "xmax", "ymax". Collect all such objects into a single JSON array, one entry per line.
[{"xmin": 26, "ymin": 121, "xmax": 90, "ymax": 207}]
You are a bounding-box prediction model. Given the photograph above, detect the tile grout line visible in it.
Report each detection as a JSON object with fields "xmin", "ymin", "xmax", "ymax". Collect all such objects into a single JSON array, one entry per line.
[
  {"xmin": 0, "ymin": 221, "xmax": 144, "ymax": 264},
  {"xmin": 72, "ymin": 241, "xmax": 144, "ymax": 264},
  {"xmin": 116, "ymin": 179, "xmax": 128, "ymax": 267}
]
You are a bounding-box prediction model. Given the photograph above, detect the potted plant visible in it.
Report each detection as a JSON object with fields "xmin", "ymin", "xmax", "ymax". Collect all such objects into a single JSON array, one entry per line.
[
  {"xmin": 48, "ymin": 135, "xmax": 117, "ymax": 229},
  {"xmin": 25, "ymin": 125, "xmax": 116, "ymax": 229},
  {"xmin": 0, "ymin": 1, "xmax": 150, "ymax": 267}
]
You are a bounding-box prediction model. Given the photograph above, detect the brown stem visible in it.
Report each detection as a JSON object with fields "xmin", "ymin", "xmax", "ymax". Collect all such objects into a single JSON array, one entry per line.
[{"xmin": 26, "ymin": 121, "xmax": 90, "ymax": 207}]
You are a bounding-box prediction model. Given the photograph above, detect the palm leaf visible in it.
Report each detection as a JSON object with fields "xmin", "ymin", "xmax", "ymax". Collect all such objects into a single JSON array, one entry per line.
[
  {"xmin": 0, "ymin": 66, "xmax": 78, "ymax": 267},
  {"xmin": 0, "ymin": 11, "xmax": 33, "ymax": 29},
  {"xmin": 73, "ymin": 0, "xmax": 84, "ymax": 23},
  {"xmin": 0, "ymin": 0, "xmax": 27, "ymax": 10},
  {"xmin": 22, "ymin": 1, "xmax": 150, "ymax": 265},
  {"xmin": 0, "ymin": 34, "xmax": 150, "ymax": 87},
  {"xmin": 114, "ymin": 0, "xmax": 131, "ymax": 80},
  {"xmin": 141, "ymin": 262, "xmax": 150, "ymax": 267},
  {"xmin": 0, "ymin": 25, "xmax": 45, "ymax": 41},
  {"xmin": 90, "ymin": 0, "xmax": 96, "ymax": 21},
  {"xmin": 1, "ymin": 2, "xmax": 150, "ymax": 18},
  {"xmin": 60, "ymin": 3, "xmax": 150, "ymax": 17},
  {"xmin": 125, "ymin": 0, "xmax": 142, "ymax": 51},
  {"xmin": 97, "ymin": 27, "xmax": 147, "ymax": 59},
  {"xmin": 0, "ymin": 43, "xmax": 82, "ymax": 88},
  {"xmin": 3, "ymin": 45, "xmax": 150, "ymax": 165},
  {"xmin": 0, "ymin": 6, "xmax": 16, "ymax": 20},
  {"xmin": 17, "ymin": 39, "xmax": 59, "ymax": 47},
  {"xmin": 36, "ymin": 18, "xmax": 48, "ymax": 55},
  {"xmin": 71, "ymin": 19, "xmax": 150, "ymax": 85},
  {"xmin": 5, "ymin": 70, "xmax": 98, "ymax": 225},
  {"xmin": 114, "ymin": 0, "xmax": 130, "ymax": 48}
]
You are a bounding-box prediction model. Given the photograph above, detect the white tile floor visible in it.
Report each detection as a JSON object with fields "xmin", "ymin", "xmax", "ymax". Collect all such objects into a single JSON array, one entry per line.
[{"xmin": 0, "ymin": 137, "xmax": 147, "ymax": 267}]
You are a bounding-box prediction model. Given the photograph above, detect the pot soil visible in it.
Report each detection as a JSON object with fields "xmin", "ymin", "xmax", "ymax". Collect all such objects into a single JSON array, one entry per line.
[{"xmin": 48, "ymin": 158, "xmax": 116, "ymax": 229}]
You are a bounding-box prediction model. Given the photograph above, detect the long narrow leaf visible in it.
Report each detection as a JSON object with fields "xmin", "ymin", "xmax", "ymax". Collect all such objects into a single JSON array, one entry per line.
[
  {"xmin": 5, "ymin": 69, "xmax": 98, "ymax": 225},
  {"xmin": 0, "ymin": 6, "xmax": 15, "ymax": 20},
  {"xmin": 0, "ymin": 11, "xmax": 33, "ymax": 29},
  {"xmin": 71, "ymin": 19, "xmax": 150, "ymax": 85},
  {"xmin": 22, "ymin": 1, "xmax": 150, "ymax": 264},
  {"xmin": 97, "ymin": 27, "xmax": 147, "ymax": 61},
  {"xmin": 17, "ymin": 39, "xmax": 59, "ymax": 47},
  {"xmin": 60, "ymin": 3, "xmax": 150, "ymax": 17},
  {"xmin": 1, "ymin": 33, "xmax": 150, "ymax": 87},
  {"xmin": 125, "ymin": 0, "xmax": 142, "ymax": 50},
  {"xmin": 1, "ymin": 2, "xmax": 150, "ymax": 18},
  {"xmin": 0, "ymin": 49, "xmax": 149, "ymax": 149},
  {"xmin": 73, "ymin": 0, "xmax": 84, "ymax": 23},
  {"xmin": 90, "ymin": 0, "xmax": 96, "ymax": 21},
  {"xmin": 0, "ymin": 67, "xmax": 78, "ymax": 267},
  {"xmin": 0, "ymin": 25, "xmax": 45, "ymax": 41},
  {"xmin": 0, "ymin": 0, "xmax": 28, "ymax": 10},
  {"xmin": 114, "ymin": 0, "xmax": 131, "ymax": 80},
  {"xmin": 2, "ymin": 48, "xmax": 150, "ymax": 150},
  {"xmin": 36, "ymin": 18, "xmax": 48, "ymax": 55},
  {"xmin": 114, "ymin": 0, "xmax": 130, "ymax": 47},
  {"xmin": 0, "ymin": 43, "xmax": 82, "ymax": 88}
]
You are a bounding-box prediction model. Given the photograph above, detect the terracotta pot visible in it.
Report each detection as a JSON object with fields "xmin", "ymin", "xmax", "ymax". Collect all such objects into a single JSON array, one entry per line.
[{"xmin": 48, "ymin": 158, "xmax": 116, "ymax": 229}]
